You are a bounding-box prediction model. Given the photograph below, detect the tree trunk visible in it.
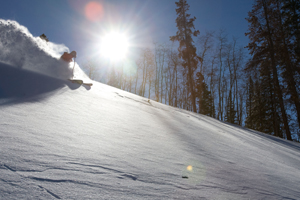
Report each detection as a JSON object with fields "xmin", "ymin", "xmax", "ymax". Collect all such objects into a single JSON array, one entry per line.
[
  {"xmin": 217, "ymin": 32, "xmax": 225, "ymax": 121},
  {"xmin": 263, "ymin": 0, "xmax": 292, "ymax": 140},
  {"xmin": 135, "ymin": 69, "xmax": 138, "ymax": 94}
]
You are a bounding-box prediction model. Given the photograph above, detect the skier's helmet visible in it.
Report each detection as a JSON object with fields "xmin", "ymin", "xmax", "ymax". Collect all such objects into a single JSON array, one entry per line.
[{"xmin": 70, "ymin": 51, "xmax": 77, "ymax": 58}]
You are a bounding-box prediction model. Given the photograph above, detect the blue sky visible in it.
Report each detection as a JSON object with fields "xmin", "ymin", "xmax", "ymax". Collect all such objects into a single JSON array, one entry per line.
[{"xmin": 0, "ymin": 0, "xmax": 254, "ymax": 65}]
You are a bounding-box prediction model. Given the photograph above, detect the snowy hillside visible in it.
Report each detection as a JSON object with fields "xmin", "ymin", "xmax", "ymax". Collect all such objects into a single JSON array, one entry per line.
[{"xmin": 1, "ymin": 19, "xmax": 300, "ymax": 200}]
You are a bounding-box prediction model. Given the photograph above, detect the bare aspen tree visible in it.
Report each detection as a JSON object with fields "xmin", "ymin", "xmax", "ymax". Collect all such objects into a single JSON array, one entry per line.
[{"xmin": 216, "ymin": 29, "xmax": 228, "ymax": 121}]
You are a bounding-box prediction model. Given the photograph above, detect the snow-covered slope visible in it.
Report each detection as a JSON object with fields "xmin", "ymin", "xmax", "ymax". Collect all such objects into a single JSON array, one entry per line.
[{"xmin": 1, "ymin": 19, "xmax": 300, "ymax": 200}]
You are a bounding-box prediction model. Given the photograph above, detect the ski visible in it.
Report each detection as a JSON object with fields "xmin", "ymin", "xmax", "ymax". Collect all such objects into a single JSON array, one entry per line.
[{"xmin": 69, "ymin": 78, "xmax": 93, "ymax": 86}]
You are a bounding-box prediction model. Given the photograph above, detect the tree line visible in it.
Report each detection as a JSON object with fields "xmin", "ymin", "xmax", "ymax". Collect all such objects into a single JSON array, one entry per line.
[{"xmin": 84, "ymin": 0, "xmax": 300, "ymax": 141}]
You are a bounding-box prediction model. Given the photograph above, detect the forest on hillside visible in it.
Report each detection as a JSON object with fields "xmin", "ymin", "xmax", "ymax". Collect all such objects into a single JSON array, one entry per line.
[{"xmin": 83, "ymin": 0, "xmax": 300, "ymax": 141}]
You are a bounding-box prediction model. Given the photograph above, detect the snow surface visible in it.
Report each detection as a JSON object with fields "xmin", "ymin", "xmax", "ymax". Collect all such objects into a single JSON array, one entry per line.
[{"xmin": 1, "ymin": 19, "xmax": 300, "ymax": 200}]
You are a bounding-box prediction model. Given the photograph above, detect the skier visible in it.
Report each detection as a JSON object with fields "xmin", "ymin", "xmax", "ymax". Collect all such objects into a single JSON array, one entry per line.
[{"xmin": 60, "ymin": 51, "xmax": 77, "ymax": 63}]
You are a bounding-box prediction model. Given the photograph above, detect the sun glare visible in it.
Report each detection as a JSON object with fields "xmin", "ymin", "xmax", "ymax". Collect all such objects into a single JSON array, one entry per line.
[{"xmin": 101, "ymin": 32, "xmax": 129, "ymax": 60}]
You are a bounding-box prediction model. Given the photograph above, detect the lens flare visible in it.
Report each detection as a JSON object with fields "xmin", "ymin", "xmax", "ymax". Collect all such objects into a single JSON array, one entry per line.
[
  {"xmin": 182, "ymin": 160, "xmax": 206, "ymax": 185},
  {"xmin": 85, "ymin": 1, "xmax": 104, "ymax": 22}
]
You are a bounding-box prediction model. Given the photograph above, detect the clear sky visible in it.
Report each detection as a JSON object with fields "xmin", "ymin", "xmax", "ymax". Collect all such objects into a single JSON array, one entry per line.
[{"xmin": 0, "ymin": 0, "xmax": 254, "ymax": 65}]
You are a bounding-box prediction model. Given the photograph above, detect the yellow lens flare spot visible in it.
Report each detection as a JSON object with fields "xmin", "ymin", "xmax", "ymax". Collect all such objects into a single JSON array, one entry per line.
[
  {"xmin": 182, "ymin": 161, "xmax": 206, "ymax": 185},
  {"xmin": 187, "ymin": 165, "xmax": 193, "ymax": 171}
]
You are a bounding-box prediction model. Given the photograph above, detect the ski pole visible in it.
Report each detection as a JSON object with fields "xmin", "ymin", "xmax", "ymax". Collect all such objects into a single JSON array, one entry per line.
[{"xmin": 72, "ymin": 58, "xmax": 76, "ymax": 78}]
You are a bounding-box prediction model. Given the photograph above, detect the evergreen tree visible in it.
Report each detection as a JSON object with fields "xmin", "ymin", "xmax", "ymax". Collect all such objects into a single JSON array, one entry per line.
[
  {"xmin": 275, "ymin": 0, "xmax": 300, "ymax": 131},
  {"xmin": 245, "ymin": 59, "xmax": 284, "ymax": 137},
  {"xmin": 225, "ymin": 90, "xmax": 237, "ymax": 124},
  {"xmin": 170, "ymin": 0, "xmax": 200, "ymax": 113},
  {"xmin": 282, "ymin": 0, "xmax": 300, "ymax": 66},
  {"xmin": 245, "ymin": 0, "xmax": 292, "ymax": 140},
  {"xmin": 245, "ymin": 76, "xmax": 254, "ymax": 129},
  {"xmin": 195, "ymin": 72, "xmax": 214, "ymax": 116}
]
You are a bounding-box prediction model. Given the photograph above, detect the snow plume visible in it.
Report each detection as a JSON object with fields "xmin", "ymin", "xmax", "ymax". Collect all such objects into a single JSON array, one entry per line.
[{"xmin": 0, "ymin": 19, "xmax": 72, "ymax": 79}]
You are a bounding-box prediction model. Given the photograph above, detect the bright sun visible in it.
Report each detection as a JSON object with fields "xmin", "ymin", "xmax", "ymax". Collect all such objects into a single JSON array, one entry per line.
[{"xmin": 101, "ymin": 32, "xmax": 129, "ymax": 60}]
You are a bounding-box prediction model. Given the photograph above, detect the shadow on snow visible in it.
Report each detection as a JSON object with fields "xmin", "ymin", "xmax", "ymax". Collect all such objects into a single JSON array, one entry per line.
[{"xmin": 0, "ymin": 62, "xmax": 80, "ymax": 106}]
